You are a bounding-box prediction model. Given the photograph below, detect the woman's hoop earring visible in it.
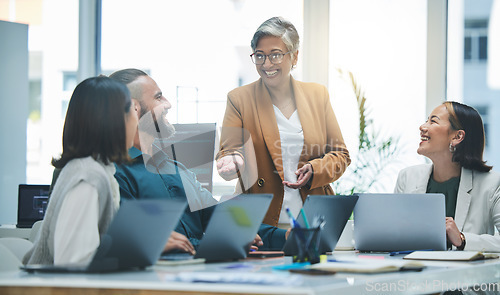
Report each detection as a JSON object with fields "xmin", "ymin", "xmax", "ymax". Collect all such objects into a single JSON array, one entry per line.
[{"xmin": 449, "ymin": 143, "xmax": 456, "ymax": 153}]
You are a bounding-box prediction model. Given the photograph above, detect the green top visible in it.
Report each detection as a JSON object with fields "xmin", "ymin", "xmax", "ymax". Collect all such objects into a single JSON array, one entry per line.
[{"xmin": 426, "ymin": 173, "xmax": 460, "ymax": 219}]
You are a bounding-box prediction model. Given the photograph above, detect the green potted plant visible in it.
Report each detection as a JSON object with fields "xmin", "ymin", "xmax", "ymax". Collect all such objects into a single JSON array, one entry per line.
[
  {"xmin": 333, "ymin": 69, "xmax": 402, "ymax": 250},
  {"xmin": 333, "ymin": 69, "xmax": 401, "ymax": 196}
]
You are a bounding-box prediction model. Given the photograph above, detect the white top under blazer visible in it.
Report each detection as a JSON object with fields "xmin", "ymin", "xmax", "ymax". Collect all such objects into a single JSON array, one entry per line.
[{"xmin": 273, "ymin": 105, "xmax": 305, "ymax": 225}]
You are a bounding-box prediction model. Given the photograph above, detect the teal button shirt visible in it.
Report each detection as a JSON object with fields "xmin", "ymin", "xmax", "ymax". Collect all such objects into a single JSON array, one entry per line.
[{"xmin": 114, "ymin": 147, "xmax": 286, "ymax": 251}]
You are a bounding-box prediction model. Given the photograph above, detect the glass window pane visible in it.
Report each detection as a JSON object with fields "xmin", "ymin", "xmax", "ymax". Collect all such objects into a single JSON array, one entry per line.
[
  {"xmin": 0, "ymin": 0, "xmax": 79, "ymax": 184},
  {"xmin": 479, "ymin": 35, "xmax": 488, "ymax": 59},
  {"xmin": 101, "ymin": 0, "xmax": 303, "ymax": 189},
  {"xmin": 330, "ymin": 0, "xmax": 428, "ymax": 193},
  {"xmin": 464, "ymin": 36, "xmax": 472, "ymax": 60},
  {"xmin": 101, "ymin": 0, "xmax": 302, "ymax": 126},
  {"xmin": 448, "ymin": 0, "xmax": 500, "ymax": 169}
]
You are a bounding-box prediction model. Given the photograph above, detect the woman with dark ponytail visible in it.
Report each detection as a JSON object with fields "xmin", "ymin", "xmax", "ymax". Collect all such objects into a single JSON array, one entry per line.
[{"xmin": 395, "ymin": 101, "xmax": 500, "ymax": 252}]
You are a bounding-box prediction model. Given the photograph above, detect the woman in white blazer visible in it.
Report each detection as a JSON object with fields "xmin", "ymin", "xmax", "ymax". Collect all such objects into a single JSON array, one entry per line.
[{"xmin": 395, "ymin": 101, "xmax": 500, "ymax": 252}]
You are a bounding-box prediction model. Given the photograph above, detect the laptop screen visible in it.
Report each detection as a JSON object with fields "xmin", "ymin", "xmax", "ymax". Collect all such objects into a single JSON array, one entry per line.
[
  {"xmin": 281, "ymin": 195, "xmax": 358, "ymax": 255},
  {"xmin": 353, "ymin": 193, "xmax": 447, "ymax": 252},
  {"xmin": 17, "ymin": 184, "xmax": 50, "ymax": 228}
]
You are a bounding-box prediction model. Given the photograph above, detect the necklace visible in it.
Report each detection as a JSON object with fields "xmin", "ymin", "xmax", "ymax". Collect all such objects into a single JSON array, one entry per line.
[{"xmin": 273, "ymin": 98, "xmax": 295, "ymax": 112}]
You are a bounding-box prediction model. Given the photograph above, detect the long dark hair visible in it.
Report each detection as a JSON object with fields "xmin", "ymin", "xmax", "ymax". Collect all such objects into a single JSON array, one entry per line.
[
  {"xmin": 52, "ymin": 76, "xmax": 132, "ymax": 168},
  {"xmin": 444, "ymin": 101, "xmax": 492, "ymax": 172}
]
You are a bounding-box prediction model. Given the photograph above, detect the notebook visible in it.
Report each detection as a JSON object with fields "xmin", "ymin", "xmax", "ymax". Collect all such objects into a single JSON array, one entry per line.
[
  {"xmin": 403, "ymin": 251, "xmax": 499, "ymax": 261},
  {"xmin": 17, "ymin": 184, "xmax": 50, "ymax": 228},
  {"xmin": 282, "ymin": 195, "xmax": 358, "ymax": 255},
  {"xmin": 353, "ymin": 193, "xmax": 447, "ymax": 252},
  {"xmin": 193, "ymin": 193, "xmax": 273, "ymax": 262},
  {"xmin": 21, "ymin": 199, "xmax": 187, "ymax": 273},
  {"xmin": 310, "ymin": 257, "xmax": 425, "ymax": 273}
]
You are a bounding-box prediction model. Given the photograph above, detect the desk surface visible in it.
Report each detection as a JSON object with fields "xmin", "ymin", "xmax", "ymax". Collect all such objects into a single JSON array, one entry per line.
[{"xmin": 1, "ymin": 252, "xmax": 500, "ymax": 295}]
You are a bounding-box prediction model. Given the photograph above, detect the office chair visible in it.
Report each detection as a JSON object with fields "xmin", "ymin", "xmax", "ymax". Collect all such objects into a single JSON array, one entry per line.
[
  {"xmin": 0, "ymin": 243, "xmax": 22, "ymax": 272},
  {"xmin": 0, "ymin": 237, "xmax": 33, "ymax": 262}
]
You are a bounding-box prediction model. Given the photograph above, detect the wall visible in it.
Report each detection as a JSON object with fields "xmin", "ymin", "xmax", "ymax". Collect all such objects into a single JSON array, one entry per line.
[{"xmin": 0, "ymin": 20, "xmax": 29, "ymax": 224}]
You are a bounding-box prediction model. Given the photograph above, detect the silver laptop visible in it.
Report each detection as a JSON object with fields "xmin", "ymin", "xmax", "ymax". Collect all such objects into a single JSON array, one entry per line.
[
  {"xmin": 353, "ymin": 193, "xmax": 447, "ymax": 252},
  {"xmin": 21, "ymin": 199, "xmax": 187, "ymax": 273},
  {"xmin": 193, "ymin": 194, "xmax": 273, "ymax": 262},
  {"xmin": 282, "ymin": 195, "xmax": 358, "ymax": 255}
]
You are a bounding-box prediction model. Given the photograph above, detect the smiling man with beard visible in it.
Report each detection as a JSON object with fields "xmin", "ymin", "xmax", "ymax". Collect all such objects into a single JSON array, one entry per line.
[
  {"xmin": 110, "ymin": 69, "xmax": 286, "ymax": 254},
  {"xmin": 110, "ymin": 69, "xmax": 216, "ymax": 254}
]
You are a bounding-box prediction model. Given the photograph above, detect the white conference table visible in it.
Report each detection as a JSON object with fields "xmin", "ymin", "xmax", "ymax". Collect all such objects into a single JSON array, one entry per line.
[{"xmin": 1, "ymin": 252, "xmax": 500, "ymax": 295}]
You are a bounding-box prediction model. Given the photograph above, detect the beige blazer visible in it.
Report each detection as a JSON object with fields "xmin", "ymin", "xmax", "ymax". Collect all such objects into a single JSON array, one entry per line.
[
  {"xmin": 217, "ymin": 77, "xmax": 350, "ymax": 226},
  {"xmin": 395, "ymin": 164, "xmax": 500, "ymax": 252}
]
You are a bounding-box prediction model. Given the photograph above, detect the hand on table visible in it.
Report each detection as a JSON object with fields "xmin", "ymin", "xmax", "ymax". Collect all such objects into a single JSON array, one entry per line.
[
  {"xmin": 163, "ymin": 231, "xmax": 196, "ymax": 255},
  {"xmin": 250, "ymin": 234, "xmax": 264, "ymax": 251},
  {"xmin": 445, "ymin": 217, "xmax": 462, "ymax": 247}
]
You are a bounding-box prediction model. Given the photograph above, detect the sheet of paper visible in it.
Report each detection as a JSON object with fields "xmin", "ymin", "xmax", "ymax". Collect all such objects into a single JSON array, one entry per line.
[{"xmin": 175, "ymin": 271, "xmax": 303, "ymax": 285}]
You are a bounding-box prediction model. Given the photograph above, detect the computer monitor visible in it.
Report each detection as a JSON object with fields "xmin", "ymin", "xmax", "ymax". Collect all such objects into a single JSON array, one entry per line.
[
  {"xmin": 154, "ymin": 123, "xmax": 216, "ymax": 193},
  {"xmin": 17, "ymin": 184, "xmax": 50, "ymax": 228}
]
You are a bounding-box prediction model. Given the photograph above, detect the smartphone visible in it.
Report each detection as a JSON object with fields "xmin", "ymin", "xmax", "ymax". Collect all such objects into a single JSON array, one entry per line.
[{"xmin": 247, "ymin": 251, "xmax": 285, "ymax": 258}]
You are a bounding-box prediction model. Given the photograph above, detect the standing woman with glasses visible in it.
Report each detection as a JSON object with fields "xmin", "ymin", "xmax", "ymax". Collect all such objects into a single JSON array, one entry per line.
[
  {"xmin": 23, "ymin": 76, "xmax": 138, "ymax": 266},
  {"xmin": 216, "ymin": 16, "xmax": 350, "ymax": 232},
  {"xmin": 395, "ymin": 101, "xmax": 500, "ymax": 251}
]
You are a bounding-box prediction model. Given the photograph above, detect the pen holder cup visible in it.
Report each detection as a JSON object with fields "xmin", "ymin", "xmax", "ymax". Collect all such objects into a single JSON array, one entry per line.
[{"xmin": 291, "ymin": 226, "xmax": 321, "ymax": 264}]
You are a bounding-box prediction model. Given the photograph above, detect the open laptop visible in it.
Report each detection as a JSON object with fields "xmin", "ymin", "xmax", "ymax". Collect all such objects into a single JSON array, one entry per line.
[
  {"xmin": 282, "ymin": 195, "xmax": 358, "ymax": 255},
  {"xmin": 167, "ymin": 194, "xmax": 271, "ymax": 262},
  {"xmin": 17, "ymin": 184, "xmax": 50, "ymax": 228},
  {"xmin": 21, "ymin": 199, "xmax": 187, "ymax": 273},
  {"xmin": 353, "ymin": 193, "xmax": 447, "ymax": 252}
]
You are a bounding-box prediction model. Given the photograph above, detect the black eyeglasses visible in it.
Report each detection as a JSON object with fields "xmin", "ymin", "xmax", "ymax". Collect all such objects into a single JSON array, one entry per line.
[{"xmin": 250, "ymin": 51, "xmax": 291, "ymax": 65}]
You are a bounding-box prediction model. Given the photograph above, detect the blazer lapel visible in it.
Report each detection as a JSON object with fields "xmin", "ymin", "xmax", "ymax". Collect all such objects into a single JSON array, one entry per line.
[
  {"xmin": 255, "ymin": 79, "xmax": 284, "ymax": 180},
  {"xmin": 411, "ymin": 165, "xmax": 433, "ymax": 193},
  {"xmin": 455, "ymin": 168, "xmax": 472, "ymax": 230}
]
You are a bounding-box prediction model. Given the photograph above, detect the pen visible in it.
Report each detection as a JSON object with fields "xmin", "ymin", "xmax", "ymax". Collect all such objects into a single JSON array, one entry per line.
[
  {"xmin": 389, "ymin": 249, "xmax": 433, "ymax": 256},
  {"xmin": 286, "ymin": 207, "xmax": 307, "ymax": 244},
  {"xmin": 327, "ymin": 258, "xmax": 355, "ymax": 263},
  {"xmin": 286, "ymin": 207, "xmax": 301, "ymax": 229},
  {"xmin": 300, "ymin": 208, "xmax": 310, "ymax": 229}
]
